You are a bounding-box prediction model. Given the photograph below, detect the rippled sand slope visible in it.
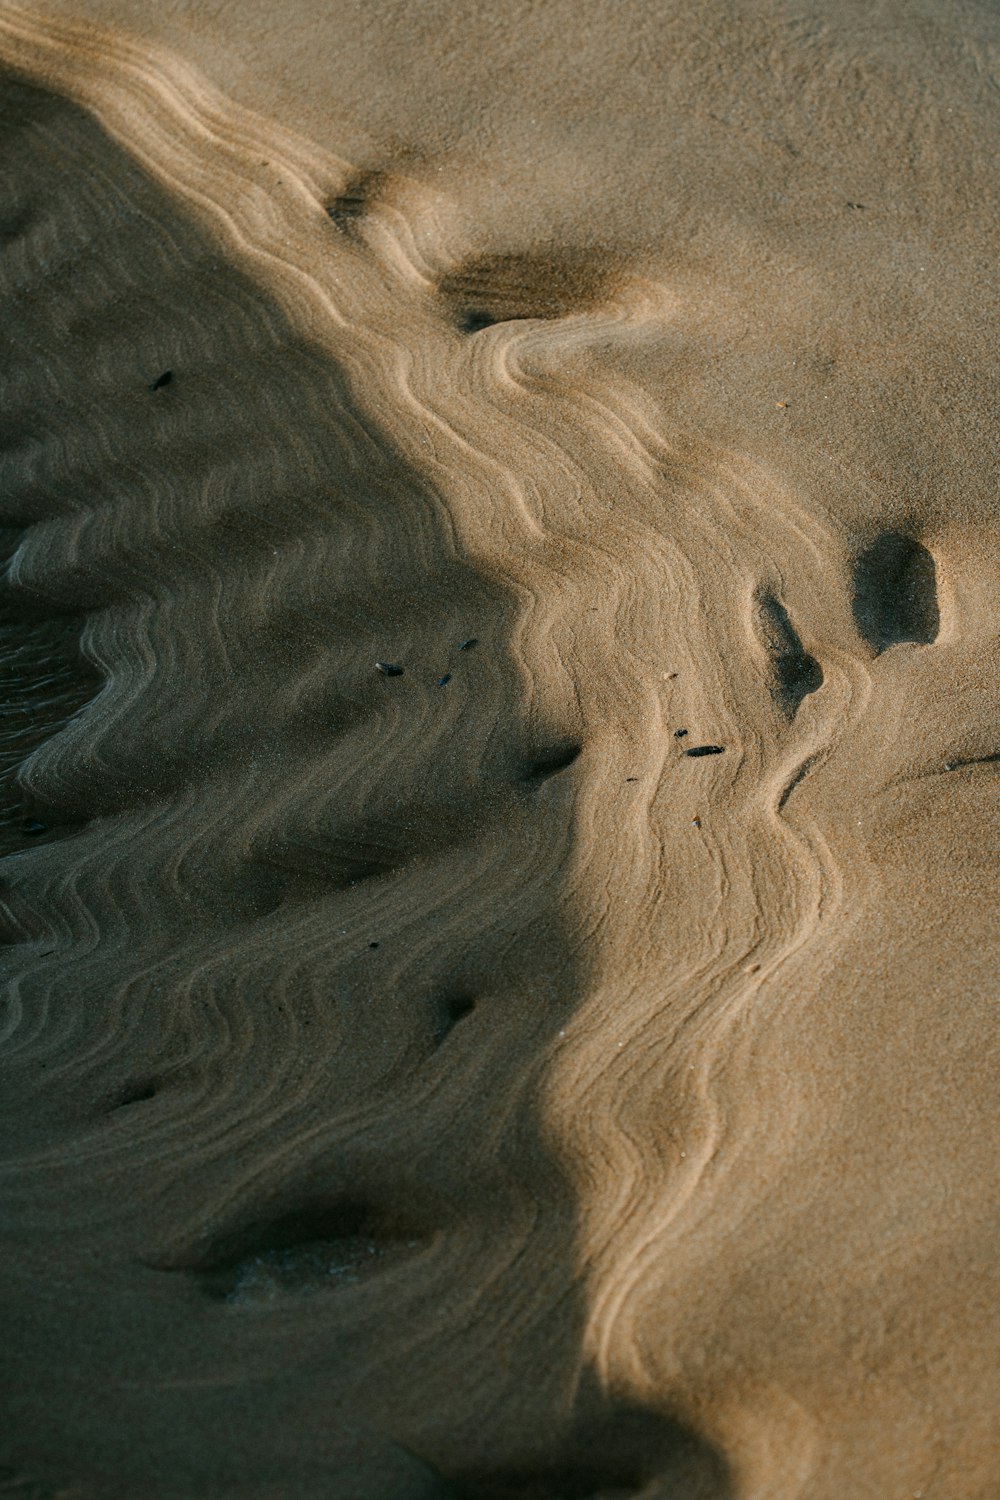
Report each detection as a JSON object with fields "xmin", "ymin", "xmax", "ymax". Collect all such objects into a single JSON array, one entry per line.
[{"xmin": 2, "ymin": 3, "xmax": 999, "ymax": 1497}]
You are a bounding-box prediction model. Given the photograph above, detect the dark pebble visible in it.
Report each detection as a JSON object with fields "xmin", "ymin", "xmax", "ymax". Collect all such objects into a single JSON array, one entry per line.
[
  {"xmin": 369, "ymin": 942, "xmax": 380, "ymax": 950},
  {"xmin": 438, "ymin": 673, "xmax": 452, "ymax": 686},
  {"xmin": 148, "ymin": 370, "xmax": 173, "ymax": 391},
  {"xmin": 685, "ymin": 745, "xmax": 725, "ymax": 758},
  {"xmin": 375, "ymin": 662, "xmax": 404, "ymax": 677},
  {"xmin": 458, "ymin": 638, "xmax": 478, "ymax": 651},
  {"xmin": 23, "ymin": 819, "xmax": 47, "ymax": 834},
  {"xmin": 673, "ymin": 728, "xmax": 688, "ymax": 738}
]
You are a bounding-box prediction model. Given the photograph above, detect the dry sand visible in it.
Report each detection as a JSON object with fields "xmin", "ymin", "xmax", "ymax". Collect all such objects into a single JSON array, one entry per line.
[{"xmin": 1, "ymin": 1, "xmax": 999, "ymax": 1496}]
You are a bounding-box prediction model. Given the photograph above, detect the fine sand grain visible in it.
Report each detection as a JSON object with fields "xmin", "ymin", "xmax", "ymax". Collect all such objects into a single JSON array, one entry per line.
[{"xmin": 1, "ymin": 3, "xmax": 999, "ymax": 1496}]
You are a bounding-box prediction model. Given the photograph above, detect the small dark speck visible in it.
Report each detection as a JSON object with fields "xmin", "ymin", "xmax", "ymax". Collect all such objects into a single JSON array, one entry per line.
[
  {"xmin": 375, "ymin": 662, "xmax": 404, "ymax": 677},
  {"xmin": 369, "ymin": 942, "xmax": 380, "ymax": 950},
  {"xmin": 673, "ymin": 728, "xmax": 688, "ymax": 738},
  {"xmin": 625, "ymin": 776, "xmax": 638, "ymax": 782},
  {"xmin": 846, "ymin": 202, "xmax": 867, "ymax": 210},
  {"xmin": 22, "ymin": 819, "xmax": 47, "ymax": 834},
  {"xmin": 944, "ymin": 760, "xmax": 957, "ymax": 772},
  {"xmin": 685, "ymin": 745, "xmax": 725, "ymax": 758},
  {"xmin": 438, "ymin": 673, "xmax": 452, "ymax": 686},
  {"xmin": 149, "ymin": 370, "xmax": 173, "ymax": 391},
  {"xmin": 458, "ymin": 638, "xmax": 478, "ymax": 651}
]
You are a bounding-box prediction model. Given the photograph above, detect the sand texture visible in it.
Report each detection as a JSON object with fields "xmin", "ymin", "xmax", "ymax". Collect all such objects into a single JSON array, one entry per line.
[{"xmin": 1, "ymin": 2, "xmax": 999, "ymax": 1496}]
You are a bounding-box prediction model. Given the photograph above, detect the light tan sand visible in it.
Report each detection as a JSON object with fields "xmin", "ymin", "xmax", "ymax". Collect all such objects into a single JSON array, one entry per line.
[{"xmin": 1, "ymin": 2, "xmax": 999, "ymax": 1496}]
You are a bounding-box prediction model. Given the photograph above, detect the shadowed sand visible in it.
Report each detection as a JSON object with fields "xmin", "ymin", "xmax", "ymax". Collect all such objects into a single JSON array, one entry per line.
[{"xmin": 1, "ymin": 3, "xmax": 1000, "ymax": 1497}]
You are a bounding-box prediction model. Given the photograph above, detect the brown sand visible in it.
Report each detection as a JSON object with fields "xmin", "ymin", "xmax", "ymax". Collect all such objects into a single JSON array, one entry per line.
[{"xmin": 1, "ymin": 2, "xmax": 999, "ymax": 1496}]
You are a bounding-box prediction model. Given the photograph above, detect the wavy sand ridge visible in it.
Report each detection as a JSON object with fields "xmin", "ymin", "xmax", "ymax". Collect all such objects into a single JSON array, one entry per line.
[{"xmin": 2, "ymin": 7, "xmax": 1000, "ymax": 1498}]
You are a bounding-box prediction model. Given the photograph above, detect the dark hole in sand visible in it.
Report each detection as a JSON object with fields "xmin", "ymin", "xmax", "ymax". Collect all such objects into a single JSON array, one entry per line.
[
  {"xmin": 432, "ymin": 992, "xmax": 477, "ymax": 1048},
  {"xmin": 345, "ymin": 860, "xmax": 396, "ymax": 885},
  {"xmin": 522, "ymin": 743, "xmax": 583, "ymax": 783},
  {"xmin": 440, "ymin": 250, "xmax": 616, "ymax": 334},
  {"xmin": 325, "ymin": 168, "xmax": 387, "ymax": 230},
  {"xmin": 851, "ymin": 532, "xmax": 939, "ymax": 654},
  {"xmin": 189, "ymin": 1198, "xmax": 424, "ymax": 1303},
  {"xmin": 461, "ymin": 310, "xmax": 506, "ymax": 333},
  {"xmin": 756, "ymin": 590, "xmax": 823, "ymax": 717},
  {"xmin": 777, "ymin": 754, "xmax": 818, "ymax": 811},
  {"xmin": 111, "ymin": 1079, "xmax": 158, "ymax": 1111}
]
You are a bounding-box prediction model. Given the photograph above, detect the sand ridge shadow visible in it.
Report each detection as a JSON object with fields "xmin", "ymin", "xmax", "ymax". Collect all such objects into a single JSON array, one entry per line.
[{"xmin": 0, "ymin": 65, "xmax": 730, "ymax": 1500}]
